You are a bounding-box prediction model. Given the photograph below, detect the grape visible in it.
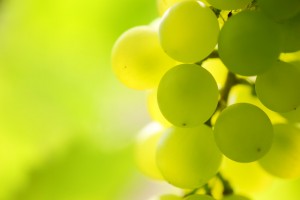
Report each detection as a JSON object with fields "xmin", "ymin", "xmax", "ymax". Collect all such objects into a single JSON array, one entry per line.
[
  {"xmin": 111, "ymin": 26, "xmax": 177, "ymax": 90},
  {"xmin": 159, "ymin": 0, "xmax": 219, "ymax": 63},
  {"xmin": 206, "ymin": 0, "xmax": 252, "ymax": 10},
  {"xmin": 259, "ymin": 123, "xmax": 300, "ymax": 179},
  {"xmin": 147, "ymin": 90, "xmax": 172, "ymax": 127},
  {"xmin": 278, "ymin": 13, "xmax": 300, "ymax": 53},
  {"xmin": 156, "ymin": 125, "xmax": 222, "ymax": 189},
  {"xmin": 255, "ymin": 61, "xmax": 300, "ymax": 113},
  {"xmin": 257, "ymin": 0, "xmax": 300, "ymax": 22},
  {"xmin": 135, "ymin": 122, "xmax": 165, "ymax": 179},
  {"xmin": 157, "ymin": 64, "xmax": 219, "ymax": 127},
  {"xmin": 214, "ymin": 103, "xmax": 273, "ymax": 163},
  {"xmin": 218, "ymin": 11, "xmax": 281, "ymax": 76},
  {"xmin": 157, "ymin": 0, "xmax": 210, "ymax": 16},
  {"xmin": 221, "ymin": 194, "xmax": 250, "ymax": 200},
  {"xmin": 184, "ymin": 194, "xmax": 215, "ymax": 200}
]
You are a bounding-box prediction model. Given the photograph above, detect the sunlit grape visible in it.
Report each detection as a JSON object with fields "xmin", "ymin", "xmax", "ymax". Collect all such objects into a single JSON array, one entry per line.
[
  {"xmin": 157, "ymin": 125, "xmax": 222, "ymax": 189},
  {"xmin": 218, "ymin": 11, "xmax": 281, "ymax": 76},
  {"xmin": 259, "ymin": 124, "xmax": 300, "ymax": 179},
  {"xmin": 112, "ymin": 26, "xmax": 177, "ymax": 89},
  {"xmin": 202, "ymin": 58, "xmax": 228, "ymax": 89},
  {"xmin": 214, "ymin": 103, "xmax": 273, "ymax": 162},
  {"xmin": 255, "ymin": 61, "xmax": 300, "ymax": 112},
  {"xmin": 157, "ymin": 64, "xmax": 219, "ymax": 127},
  {"xmin": 159, "ymin": 1, "xmax": 219, "ymax": 63},
  {"xmin": 150, "ymin": 194, "xmax": 182, "ymax": 200}
]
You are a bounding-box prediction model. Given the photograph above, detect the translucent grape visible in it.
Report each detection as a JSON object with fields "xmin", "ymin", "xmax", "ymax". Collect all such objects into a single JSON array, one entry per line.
[
  {"xmin": 135, "ymin": 122, "xmax": 164, "ymax": 179},
  {"xmin": 257, "ymin": 0, "xmax": 300, "ymax": 21},
  {"xmin": 278, "ymin": 13, "xmax": 300, "ymax": 53},
  {"xmin": 156, "ymin": 125, "xmax": 222, "ymax": 189},
  {"xmin": 259, "ymin": 124, "xmax": 300, "ymax": 179},
  {"xmin": 218, "ymin": 11, "xmax": 281, "ymax": 76},
  {"xmin": 255, "ymin": 61, "xmax": 300, "ymax": 112},
  {"xmin": 111, "ymin": 26, "xmax": 177, "ymax": 90},
  {"xmin": 184, "ymin": 194, "xmax": 215, "ymax": 200},
  {"xmin": 221, "ymin": 194, "xmax": 250, "ymax": 200},
  {"xmin": 214, "ymin": 103, "xmax": 273, "ymax": 163},
  {"xmin": 159, "ymin": 0, "xmax": 219, "ymax": 63},
  {"xmin": 206, "ymin": 0, "xmax": 252, "ymax": 10},
  {"xmin": 157, "ymin": 64, "xmax": 219, "ymax": 127}
]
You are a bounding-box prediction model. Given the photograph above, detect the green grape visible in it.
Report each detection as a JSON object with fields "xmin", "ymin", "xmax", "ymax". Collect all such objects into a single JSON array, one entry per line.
[
  {"xmin": 157, "ymin": 0, "xmax": 210, "ymax": 16},
  {"xmin": 206, "ymin": 0, "xmax": 252, "ymax": 10},
  {"xmin": 150, "ymin": 194, "xmax": 182, "ymax": 200},
  {"xmin": 257, "ymin": 0, "xmax": 300, "ymax": 21},
  {"xmin": 147, "ymin": 90, "xmax": 172, "ymax": 127},
  {"xmin": 159, "ymin": 1, "xmax": 219, "ymax": 63},
  {"xmin": 157, "ymin": 64, "xmax": 219, "ymax": 127},
  {"xmin": 259, "ymin": 123, "xmax": 300, "ymax": 179},
  {"xmin": 214, "ymin": 103, "xmax": 273, "ymax": 163},
  {"xmin": 184, "ymin": 194, "xmax": 215, "ymax": 200},
  {"xmin": 218, "ymin": 11, "xmax": 281, "ymax": 76},
  {"xmin": 220, "ymin": 157, "xmax": 273, "ymax": 195},
  {"xmin": 278, "ymin": 13, "xmax": 300, "ymax": 53},
  {"xmin": 255, "ymin": 61, "xmax": 300, "ymax": 113},
  {"xmin": 135, "ymin": 122, "xmax": 165, "ymax": 180},
  {"xmin": 156, "ymin": 125, "xmax": 222, "ymax": 189},
  {"xmin": 222, "ymin": 194, "xmax": 250, "ymax": 200},
  {"xmin": 111, "ymin": 26, "xmax": 177, "ymax": 90}
]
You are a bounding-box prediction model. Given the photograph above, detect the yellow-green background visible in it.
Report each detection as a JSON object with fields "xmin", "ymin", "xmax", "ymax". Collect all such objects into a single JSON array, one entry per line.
[{"xmin": 0, "ymin": 0, "xmax": 299, "ymax": 199}]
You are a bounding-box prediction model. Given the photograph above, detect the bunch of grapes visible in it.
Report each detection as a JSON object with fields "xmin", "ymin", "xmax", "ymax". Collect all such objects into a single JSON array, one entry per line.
[{"xmin": 111, "ymin": 0, "xmax": 300, "ymax": 199}]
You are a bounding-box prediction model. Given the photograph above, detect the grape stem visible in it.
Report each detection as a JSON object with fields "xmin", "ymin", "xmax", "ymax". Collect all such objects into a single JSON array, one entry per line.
[{"xmin": 217, "ymin": 172, "xmax": 234, "ymax": 196}]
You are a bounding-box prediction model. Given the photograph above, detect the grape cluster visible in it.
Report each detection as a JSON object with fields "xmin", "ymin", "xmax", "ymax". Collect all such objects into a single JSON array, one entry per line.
[{"xmin": 111, "ymin": 0, "xmax": 300, "ymax": 199}]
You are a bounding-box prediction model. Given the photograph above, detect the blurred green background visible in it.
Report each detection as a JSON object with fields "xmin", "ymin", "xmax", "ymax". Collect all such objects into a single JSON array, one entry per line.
[{"xmin": 0, "ymin": 0, "xmax": 162, "ymax": 199}]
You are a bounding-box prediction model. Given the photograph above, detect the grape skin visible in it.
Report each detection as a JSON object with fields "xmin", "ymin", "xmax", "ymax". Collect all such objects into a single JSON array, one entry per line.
[{"xmin": 214, "ymin": 103, "xmax": 273, "ymax": 163}]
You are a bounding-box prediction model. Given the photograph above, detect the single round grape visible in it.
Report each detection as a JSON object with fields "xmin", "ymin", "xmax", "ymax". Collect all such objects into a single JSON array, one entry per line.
[
  {"xmin": 257, "ymin": 0, "xmax": 300, "ymax": 21},
  {"xmin": 221, "ymin": 194, "xmax": 250, "ymax": 200},
  {"xmin": 159, "ymin": 1, "xmax": 219, "ymax": 63},
  {"xmin": 214, "ymin": 103, "xmax": 273, "ymax": 163},
  {"xmin": 111, "ymin": 26, "xmax": 177, "ymax": 90},
  {"xmin": 202, "ymin": 58, "xmax": 228, "ymax": 89},
  {"xmin": 278, "ymin": 13, "xmax": 300, "ymax": 53},
  {"xmin": 135, "ymin": 122, "xmax": 165, "ymax": 180},
  {"xmin": 218, "ymin": 11, "xmax": 281, "ymax": 76},
  {"xmin": 184, "ymin": 194, "xmax": 215, "ymax": 200},
  {"xmin": 255, "ymin": 61, "xmax": 300, "ymax": 113},
  {"xmin": 156, "ymin": 125, "xmax": 222, "ymax": 189},
  {"xmin": 206, "ymin": 0, "xmax": 252, "ymax": 10},
  {"xmin": 259, "ymin": 124, "xmax": 300, "ymax": 179},
  {"xmin": 157, "ymin": 64, "xmax": 219, "ymax": 127}
]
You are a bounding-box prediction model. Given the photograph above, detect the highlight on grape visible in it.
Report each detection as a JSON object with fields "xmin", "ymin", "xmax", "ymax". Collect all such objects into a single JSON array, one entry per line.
[{"xmin": 111, "ymin": 0, "xmax": 300, "ymax": 199}]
